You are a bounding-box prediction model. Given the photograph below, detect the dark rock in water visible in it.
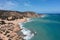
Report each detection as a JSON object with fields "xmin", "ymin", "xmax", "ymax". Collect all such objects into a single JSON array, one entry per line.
[{"xmin": 31, "ymin": 30, "xmax": 37, "ymax": 35}]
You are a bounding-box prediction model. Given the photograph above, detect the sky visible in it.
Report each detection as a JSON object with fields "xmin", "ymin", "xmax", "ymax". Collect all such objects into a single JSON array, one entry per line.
[{"xmin": 0, "ymin": 0, "xmax": 60, "ymax": 13}]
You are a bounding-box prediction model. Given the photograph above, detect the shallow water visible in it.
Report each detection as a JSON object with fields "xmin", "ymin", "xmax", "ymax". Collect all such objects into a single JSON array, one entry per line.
[{"xmin": 23, "ymin": 14, "xmax": 60, "ymax": 40}]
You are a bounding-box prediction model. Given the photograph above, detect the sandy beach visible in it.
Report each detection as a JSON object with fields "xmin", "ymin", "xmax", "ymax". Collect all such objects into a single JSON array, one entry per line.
[{"xmin": 0, "ymin": 17, "xmax": 28, "ymax": 40}]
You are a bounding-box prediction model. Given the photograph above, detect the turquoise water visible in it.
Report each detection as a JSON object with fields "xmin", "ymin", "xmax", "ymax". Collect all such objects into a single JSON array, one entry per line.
[{"xmin": 23, "ymin": 14, "xmax": 60, "ymax": 40}]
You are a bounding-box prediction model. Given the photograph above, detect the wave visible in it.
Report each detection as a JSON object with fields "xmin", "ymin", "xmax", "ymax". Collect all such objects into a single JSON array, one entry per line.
[
  {"xmin": 18, "ymin": 18, "xmax": 35, "ymax": 40},
  {"xmin": 24, "ymin": 18, "xmax": 33, "ymax": 23},
  {"xmin": 40, "ymin": 15, "xmax": 50, "ymax": 18},
  {"xmin": 40, "ymin": 15, "xmax": 47, "ymax": 18}
]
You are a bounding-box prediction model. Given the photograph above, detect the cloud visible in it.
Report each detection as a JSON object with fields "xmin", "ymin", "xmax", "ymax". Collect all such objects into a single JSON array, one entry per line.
[
  {"xmin": 23, "ymin": 0, "xmax": 32, "ymax": 7},
  {"xmin": 0, "ymin": 1, "xmax": 17, "ymax": 10},
  {"xmin": 0, "ymin": 0, "xmax": 32, "ymax": 10},
  {"xmin": 24, "ymin": 2, "xmax": 31, "ymax": 7},
  {"xmin": 6, "ymin": 1, "xmax": 15, "ymax": 6}
]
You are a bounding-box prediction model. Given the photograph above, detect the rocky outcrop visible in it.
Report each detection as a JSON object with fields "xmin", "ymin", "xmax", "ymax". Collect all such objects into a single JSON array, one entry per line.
[
  {"xmin": 0, "ymin": 10, "xmax": 41, "ymax": 20},
  {"xmin": 0, "ymin": 22, "xmax": 23, "ymax": 40},
  {"xmin": 0, "ymin": 10, "xmax": 41, "ymax": 40}
]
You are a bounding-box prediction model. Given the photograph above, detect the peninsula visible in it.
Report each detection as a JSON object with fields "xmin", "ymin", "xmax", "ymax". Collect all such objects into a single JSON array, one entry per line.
[{"xmin": 0, "ymin": 10, "xmax": 42, "ymax": 40}]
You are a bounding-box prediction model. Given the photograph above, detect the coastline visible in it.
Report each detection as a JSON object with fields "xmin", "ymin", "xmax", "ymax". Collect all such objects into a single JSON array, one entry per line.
[
  {"xmin": 0, "ymin": 17, "xmax": 35, "ymax": 40},
  {"xmin": 19, "ymin": 18, "xmax": 35, "ymax": 40}
]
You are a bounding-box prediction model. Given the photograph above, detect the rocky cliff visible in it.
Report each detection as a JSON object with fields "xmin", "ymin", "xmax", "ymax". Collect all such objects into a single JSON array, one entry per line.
[
  {"xmin": 0, "ymin": 10, "xmax": 41, "ymax": 20},
  {"xmin": 0, "ymin": 10, "xmax": 41, "ymax": 40},
  {"xmin": 0, "ymin": 10, "xmax": 43, "ymax": 40}
]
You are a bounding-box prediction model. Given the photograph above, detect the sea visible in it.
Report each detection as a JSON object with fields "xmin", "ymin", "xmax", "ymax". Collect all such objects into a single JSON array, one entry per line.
[{"xmin": 19, "ymin": 14, "xmax": 60, "ymax": 40}]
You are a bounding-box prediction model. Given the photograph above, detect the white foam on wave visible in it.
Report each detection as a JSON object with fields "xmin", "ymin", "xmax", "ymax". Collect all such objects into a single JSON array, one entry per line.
[
  {"xmin": 24, "ymin": 18, "xmax": 33, "ymax": 23},
  {"xmin": 21, "ymin": 27, "xmax": 34, "ymax": 40},
  {"xmin": 18, "ymin": 18, "xmax": 35, "ymax": 40},
  {"xmin": 41, "ymin": 15, "xmax": 46, "ymax": 18}
]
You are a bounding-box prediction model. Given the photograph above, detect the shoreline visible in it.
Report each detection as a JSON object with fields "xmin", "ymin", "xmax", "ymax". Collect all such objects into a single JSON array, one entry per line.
[
  {"xmin": 0, "ymin": 17, "xmax": 35, "ymax": 40},
  {"xmin": 19, "ymin": 18, "xmax": 35, "ymax": 40}
]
